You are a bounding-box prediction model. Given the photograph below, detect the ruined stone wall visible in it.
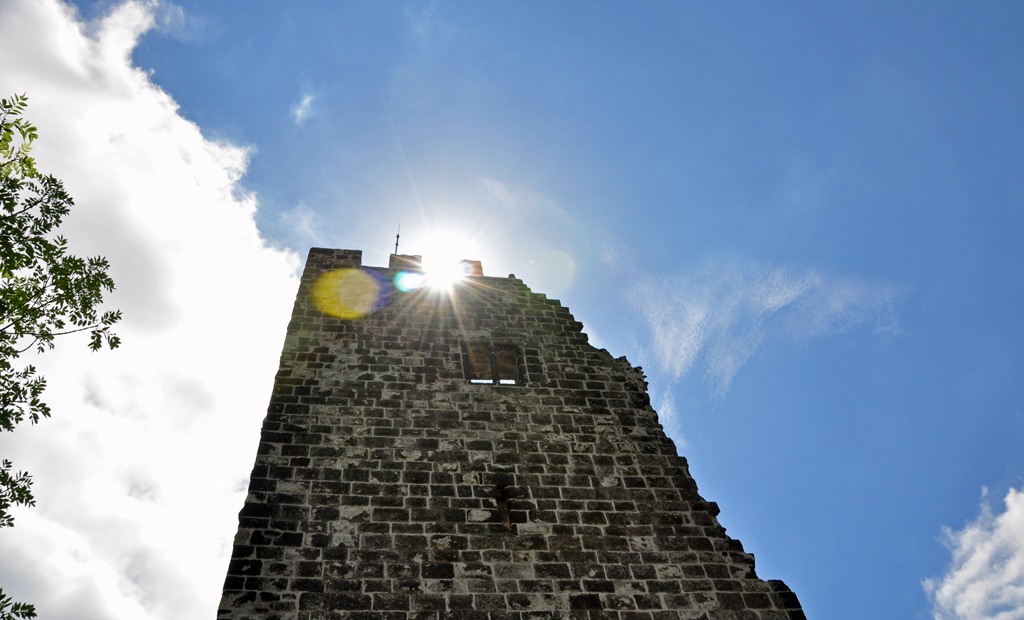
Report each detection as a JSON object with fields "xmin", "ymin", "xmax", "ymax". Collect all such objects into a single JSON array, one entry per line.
[{"xmin": 218, "ymin": 248, "xmax": 805, "ymax": 620}]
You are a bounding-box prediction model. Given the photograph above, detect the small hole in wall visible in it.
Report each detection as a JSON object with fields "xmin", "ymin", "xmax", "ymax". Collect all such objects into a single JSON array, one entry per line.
[{"xmin": 495, "ymin": 486, "xmax": 511, "ymax": 529}]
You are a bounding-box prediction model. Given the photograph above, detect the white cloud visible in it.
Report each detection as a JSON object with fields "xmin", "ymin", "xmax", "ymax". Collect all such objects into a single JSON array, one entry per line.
[
  {"xmin": 290, "ymin": 92, "xmax": 315, "ymax": 124},
  {"xmin": 653, "ymin": 389, "xmax": 686, "ymax": 449},
  {"xmin": 924, "ymin": 485, "xmax": 1024, "ymax": 620},
  {"xmin": 479, "ymin": 176, "xmax": 571, "ymax": 222},
  {"xmin": 279, "ymin": 201, "xmax": 323, "ymax": 245},
  {"xmin": 0, "ymin": 1, "xmax": 299, "ymax": 619},
  {"xmin": 151, "ymin": 1, "xmax": 210, "ymax": 44},
  {"xmin": 630, "ymin": 257, "xmax": 900, "ymax": 396},
  {"xmin": 151, "ymin": 2, "xmax": 184, "ymax": 35}
]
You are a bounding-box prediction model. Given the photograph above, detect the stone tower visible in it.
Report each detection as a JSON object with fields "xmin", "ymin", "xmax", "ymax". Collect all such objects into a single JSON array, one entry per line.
[{"xmin": 218, "ymin": 248, "xmax": 805, "ymax": 620}]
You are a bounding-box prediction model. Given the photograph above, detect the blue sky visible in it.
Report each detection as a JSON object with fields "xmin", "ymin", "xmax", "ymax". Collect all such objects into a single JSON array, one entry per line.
[{"xmin": 1, "ymin": 2, "xmax": 1022, "ymax": 619}]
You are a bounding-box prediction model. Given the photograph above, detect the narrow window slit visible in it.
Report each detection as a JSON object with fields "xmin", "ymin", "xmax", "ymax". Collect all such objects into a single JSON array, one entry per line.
[{"xmin": 495, "ymin": 486, "xmax": 511, "ymax": 528}]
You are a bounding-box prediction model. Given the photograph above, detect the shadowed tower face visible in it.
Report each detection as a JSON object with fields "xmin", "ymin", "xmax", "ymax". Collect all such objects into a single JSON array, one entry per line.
[{"xmin": 219, "ymin": 248, "xmax": 805, "ymax": 620}]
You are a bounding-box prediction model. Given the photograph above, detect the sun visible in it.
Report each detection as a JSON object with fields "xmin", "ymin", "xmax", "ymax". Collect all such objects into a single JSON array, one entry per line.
[
  {"xmin": 418, "ymin": 230, "xmax": 481, "ymax": 292},
  {"xmin": 425, "ymin": 259, "xmax": 475, "ymax": 291}
]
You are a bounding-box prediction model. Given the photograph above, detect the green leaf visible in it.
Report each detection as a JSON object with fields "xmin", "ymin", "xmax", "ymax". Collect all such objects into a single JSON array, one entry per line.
[
  {"xmin": 0, "ymin": 588, "xmax": 36, "ymax": 620},
  {"xmin": 0, "ymin": 93, "xmax": 121, "ymax": 614}
]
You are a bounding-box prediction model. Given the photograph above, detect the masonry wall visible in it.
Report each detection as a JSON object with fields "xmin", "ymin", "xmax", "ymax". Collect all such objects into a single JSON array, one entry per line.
[{"xmin": 218, "ymin": 248, "xmax": 806, "ymax": 620}]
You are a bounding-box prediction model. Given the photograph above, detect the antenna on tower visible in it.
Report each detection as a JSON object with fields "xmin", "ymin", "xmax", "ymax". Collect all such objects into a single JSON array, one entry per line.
[{"xmin": 394, "ymin": 224, "xmax": 401, "ymax": 255}]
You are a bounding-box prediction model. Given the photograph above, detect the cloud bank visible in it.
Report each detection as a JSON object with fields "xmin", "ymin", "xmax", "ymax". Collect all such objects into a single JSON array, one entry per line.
[
  {"xmin": 924, "ymin": 485, "xmax": 1024, "ymax": 620},
  {"xmin": 0, "ymin": 1, "xmax": 298, "ymax": 618},
  {"xmin": 630, "ymin": 257, "xmax": 900, "ymax": 397}
]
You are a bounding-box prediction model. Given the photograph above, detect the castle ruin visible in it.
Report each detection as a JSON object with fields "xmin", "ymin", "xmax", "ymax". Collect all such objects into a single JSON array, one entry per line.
[{"xmin": 218, "ymin": 248, "xmax": 806, "ymax": 620}]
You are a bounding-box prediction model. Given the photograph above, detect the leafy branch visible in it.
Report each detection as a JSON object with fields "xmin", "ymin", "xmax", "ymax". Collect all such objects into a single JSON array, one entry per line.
[
  {"xmin": 0, "ymin": 93, "xmax": 120, "ymax": 616},
  {"xmin": 0, "ymin": 588, "xmax": 35, "ymax": 620}
]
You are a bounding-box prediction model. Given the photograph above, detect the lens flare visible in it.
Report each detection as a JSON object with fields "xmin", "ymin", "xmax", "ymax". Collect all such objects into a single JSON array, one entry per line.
[
  {"xmin": 394, "ymin": 271, "xmax": 426, "ymax": 292},
  {"xmin": 416, "ymin": 230, "xmax": 483, "ymax": 292},
  {"xmin": 425, "ymin": 259, "xmax": 474, "ymax": 291},
  {"xmin": 522, "ymin": 248, "xmax": 576, "ymax": 295},
  {"xmin": 310, "ymin": 268, "xmax": 382, "ymax": 319}
]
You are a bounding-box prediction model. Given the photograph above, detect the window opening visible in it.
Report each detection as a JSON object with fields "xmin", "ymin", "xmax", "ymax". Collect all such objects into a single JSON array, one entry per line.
[{"xmin": 463, "ymin": 342, "xmax": 521, "ymax": 385}]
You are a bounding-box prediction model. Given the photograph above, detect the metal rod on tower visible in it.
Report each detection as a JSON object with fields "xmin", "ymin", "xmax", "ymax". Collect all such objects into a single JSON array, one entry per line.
[{"xmin": 395, "ymin": 225, "xmax": 400, "ymax": 255}]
